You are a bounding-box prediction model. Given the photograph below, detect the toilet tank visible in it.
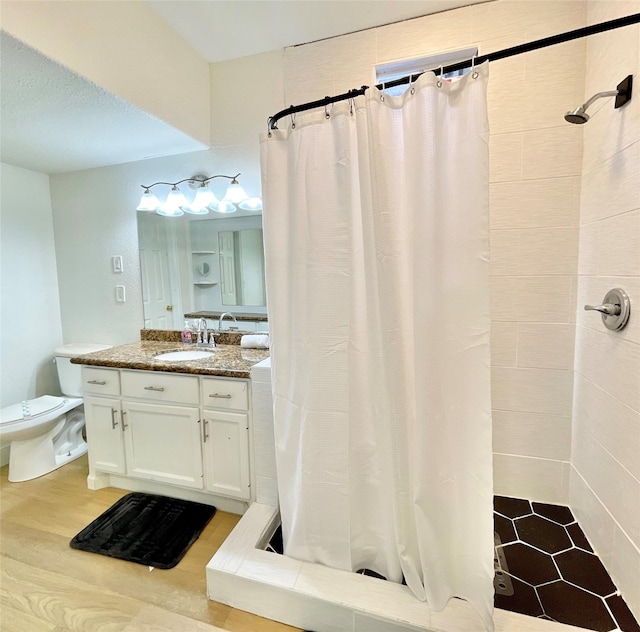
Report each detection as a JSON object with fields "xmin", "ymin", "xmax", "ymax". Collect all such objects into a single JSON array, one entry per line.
[{"xmin": 54, "ymin": 343, "xmax": 112, "ymax": 397}]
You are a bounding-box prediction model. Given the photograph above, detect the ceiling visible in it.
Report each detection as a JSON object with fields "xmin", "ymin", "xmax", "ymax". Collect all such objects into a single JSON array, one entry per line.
[
  {"xmin": 0, "ymin": 0, "xmax": 488, "ymax": 175},
  {"xmin": 146, "ymin": 0, "xmax": 487, "ymax": 63},
  {"xmin": 0, "ymin": 32, "xmax": 207, "ymax": 174}
]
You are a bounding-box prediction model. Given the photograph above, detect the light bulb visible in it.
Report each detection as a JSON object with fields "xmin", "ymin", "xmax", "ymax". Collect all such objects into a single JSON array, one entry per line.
[
  {"xmin": 222, "ymin": 179, "xmax": 249, "ymax": 204},
  {"xmin": 238, "ymin": 197, "xmax": 263, "ymax": 211},
  {"xmin": 185, "ymin": 184, "xmax": 217, "ymax": 214},
  {"xmin": 156, "ymin": 204, "xmax": 184, "ymax": 217},
  {"xmin": 136, "ymin": 189, "xmax": 160, "ymax": 211},
  {"xmin": 214, "ymin": 200, "xmax": 237, "ymax": 214}
]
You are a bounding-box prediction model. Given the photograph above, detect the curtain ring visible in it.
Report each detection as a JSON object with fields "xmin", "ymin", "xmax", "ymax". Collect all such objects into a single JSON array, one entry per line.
[
  {"xmin": 324, "ymin": 101, "xmax": 331, "ymax": 119},
  {"xmin": 349, "ymin": 97, "xmax": 354, "ymax": 115},
  {"xmin": 267, "ymin": 117, "xmax": 273, "ymax": 138},
  {"xmin": 380, "ymin": 82, "xmax": 385, "ymax": 102},
  {"xmin": 290, "ymin": 112, "xmax": 296, "ymax": 129},
  {"xmin": 437, "ymin": 65, "xmax": 443, "ymax": 88},
  {"xmin": 409, "ymin": 74, "xmax": 415, "ymax": 96},
  {"xmin": 471, "ymin": 54, "xmax": 479, "ymax": 79}
]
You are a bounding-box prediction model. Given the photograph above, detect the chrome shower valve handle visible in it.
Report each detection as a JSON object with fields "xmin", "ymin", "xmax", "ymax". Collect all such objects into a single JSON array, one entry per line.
[
  {"xmin": 584, "ymin": 288, "xmax": 630, "ymax": 331},
  {"xmin": 584, "ymin": 303, "xmax": 621, "ymax": 316}
]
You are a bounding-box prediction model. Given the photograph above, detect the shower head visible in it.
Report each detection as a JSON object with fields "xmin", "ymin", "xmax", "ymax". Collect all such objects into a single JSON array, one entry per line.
[
  {"xmin": 564, "ymin": 75, "xmax": 633, "ymax": 124},
  {"xmin": 564, "ymin": 106, "xmax": 590, "ymax": 124}
]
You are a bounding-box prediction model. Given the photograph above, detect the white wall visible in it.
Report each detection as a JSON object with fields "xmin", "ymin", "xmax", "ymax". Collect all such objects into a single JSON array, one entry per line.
[
  {"xmin": 49, "ymin": 150, "xmax": 215, "ymax": 345},
  {"xmin": 570, "ymin": 0, "xmax": 640, "ymax": 621},
  {"xmin": 1, "ymin": 0, "xmax": 210, "ymax": 146},
  {"xmin": 0, "ymin": 162, "xmax": 64, "ymax": 435},
  {"xmin": 47, "ymin": 48, "xmax": 284, "ymax": 344},
  {"xmin": 281, "ymin": 0, "xmax": 587, "ymax": 504}
]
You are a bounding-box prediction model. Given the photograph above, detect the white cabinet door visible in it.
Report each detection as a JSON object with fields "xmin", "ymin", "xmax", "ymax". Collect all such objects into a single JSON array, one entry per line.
[
  {"xmin": 203, "ymin": 410, "xmax": 250, "ymax": 500},
  {"xmin": 84, "ymin": 396, "xmax": 126, "ymax": 474},
  {"xmin": 122, "ymin": 401, "xmax": 203, "ymax": 489}
]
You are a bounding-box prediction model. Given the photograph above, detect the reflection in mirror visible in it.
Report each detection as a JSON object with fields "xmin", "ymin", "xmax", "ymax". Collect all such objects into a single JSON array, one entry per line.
[
  {"xmin": 219, "ymin": 229, "xmax": 265, "ymax": 306},
  {"xmin": 137, "ymin": 212, "xmax": 266, "ymax": 329}
]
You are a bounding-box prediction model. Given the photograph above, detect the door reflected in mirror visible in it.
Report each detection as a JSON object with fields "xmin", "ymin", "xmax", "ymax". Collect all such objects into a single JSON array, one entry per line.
[
  {"xmin": 137, "ymin": 212, "xmax": 266, "ymax": 329},
  {"xmin": 218, "ymin": 229, "xmax": 265, "ymax": 306}
]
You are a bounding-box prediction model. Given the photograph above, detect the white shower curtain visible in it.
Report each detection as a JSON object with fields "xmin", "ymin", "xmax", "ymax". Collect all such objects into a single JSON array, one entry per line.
[{"xmin": 260, "ymin": 63, "xmax": 494, "ymax": 630}]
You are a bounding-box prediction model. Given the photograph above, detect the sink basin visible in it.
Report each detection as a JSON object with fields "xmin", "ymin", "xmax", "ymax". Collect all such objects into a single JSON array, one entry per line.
[{"xmin": 154, "ymin": 350, "xmax": 215, "ymax": 361}]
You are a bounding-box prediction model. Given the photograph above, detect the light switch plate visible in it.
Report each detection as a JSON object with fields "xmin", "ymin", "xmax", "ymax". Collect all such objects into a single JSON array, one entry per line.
[
  {"xmin": 112, "ymin": 255, "xmax": 123, "ymax": 273},
  {"xmin": 115, "ymin": 285, "xmax": 126, "ymax": 302}
]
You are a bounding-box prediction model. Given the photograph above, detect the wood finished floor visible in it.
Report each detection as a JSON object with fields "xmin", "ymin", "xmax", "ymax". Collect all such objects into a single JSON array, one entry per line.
[{"xmin": 0, "ymin": 456, "xmax": 301, "ymax": 632}]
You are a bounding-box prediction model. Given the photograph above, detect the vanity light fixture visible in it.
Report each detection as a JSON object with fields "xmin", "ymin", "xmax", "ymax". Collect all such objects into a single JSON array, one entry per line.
[
  {"xmin": 136, "ymin": 173, "xmax": 261, "ymax": 216},
  {"xmin": 157, "ymin": 185, "xmax": 188, "ymax": 217},
  {"xmin": 221, "ymin": 177, "xmax": 249, "ymax": 204},
  {"xmin": 239, "ymin": 197, "xmax": 264, "ymax": 211}
]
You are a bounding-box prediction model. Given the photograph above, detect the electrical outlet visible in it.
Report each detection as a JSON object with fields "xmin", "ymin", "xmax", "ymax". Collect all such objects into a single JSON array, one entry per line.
[
  {"xmin": 112, "ymin": 255, "xmax": 123, "ymax": 273},
  {"xmin": 115, "ymin": 285, "xmax": 126, "ymax": 302}
]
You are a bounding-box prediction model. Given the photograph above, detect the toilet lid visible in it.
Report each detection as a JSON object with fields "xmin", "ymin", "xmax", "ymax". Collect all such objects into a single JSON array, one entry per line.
[
  {"xmin": 54, "ymin": 343, "xmax": 112, "ymax": 358},
  {"xmin": 0, "ymin": 395, "xmax": 66, "ymax": 425}
]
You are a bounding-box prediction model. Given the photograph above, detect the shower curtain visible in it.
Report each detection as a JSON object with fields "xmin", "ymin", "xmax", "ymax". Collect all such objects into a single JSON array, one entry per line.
[{"xmin": 260, "ymin": 63, "xmax": 494, "ymax": 630}]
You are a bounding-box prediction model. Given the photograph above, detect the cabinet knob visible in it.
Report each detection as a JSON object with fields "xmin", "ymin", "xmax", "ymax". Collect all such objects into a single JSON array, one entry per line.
[
  {"xmin": 144, "ymin": 386, "xmax": 165, "ymax": 392},
  {"xmin": 87, "ymin": 380, "xmax": 106, "ymax": 385},
  {"xmin": 111, "ymin": 408, "xmax": 119, "ymax": 430},
  {"xmin": 209, "ymin": 393, "xmax": 232, "ymax": 399}
]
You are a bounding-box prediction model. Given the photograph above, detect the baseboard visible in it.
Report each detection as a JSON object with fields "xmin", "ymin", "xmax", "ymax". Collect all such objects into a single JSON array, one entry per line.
[
  {"xmin": 0, "ymin": 443, "xmax": 10, "ymax": 468},
  {"xmin": 86, "ymin": 470, "xmax": 249, "ymax": 515}
]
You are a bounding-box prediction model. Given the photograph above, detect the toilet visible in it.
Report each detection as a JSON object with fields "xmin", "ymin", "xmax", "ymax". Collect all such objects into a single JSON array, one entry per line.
[{"xmin": 0, "ymin": 343, "xmax": 111, "ymax": 482}]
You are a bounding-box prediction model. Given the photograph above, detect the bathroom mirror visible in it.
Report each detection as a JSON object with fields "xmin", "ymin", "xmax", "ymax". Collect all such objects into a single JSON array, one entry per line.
[{"xmin": 137, "ymin": 212, "xmax": 266, "ymax": 329}]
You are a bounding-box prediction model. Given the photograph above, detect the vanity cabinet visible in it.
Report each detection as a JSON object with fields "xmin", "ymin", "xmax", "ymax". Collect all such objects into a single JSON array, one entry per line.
[
  {"xmin": 122, "ymin": 401, "xmax": 203, "ymax": 489},
  {"xmin": 83, "ymin": 369, "xmax": 125, "ymax": 474},
  {"xmin": 202, "ymin": 377, "xmax": 250, "ymax": 500},
  {"xmin": 81, "ymin": 366, "xmax": 253, "ymax": 508},
  {"xmin": 83, "ymin": 396, "xmax": 126, "ymax": 474}
]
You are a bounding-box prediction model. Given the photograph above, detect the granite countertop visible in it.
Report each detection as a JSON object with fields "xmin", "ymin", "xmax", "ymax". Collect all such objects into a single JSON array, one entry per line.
[
  {"xmin": 184, "ymin": 311, "xmax": 268, "ymax": 322},
  {"xmin": 71, "ymin": 341, "xmax": 269, "ymax": 379}
]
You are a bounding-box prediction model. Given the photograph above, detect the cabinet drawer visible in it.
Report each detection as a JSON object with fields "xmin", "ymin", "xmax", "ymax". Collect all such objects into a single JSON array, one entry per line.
[
  {"xmin": 202, "ymin": 378, "xmax": 248, "ymax": 411},
  {"xmin": 121, "ymin": 370, "xmax": 199, "ymax": 405},
  {"xmin": 82, "ymin": 367, "xmax": 121, "ymax": 396}
]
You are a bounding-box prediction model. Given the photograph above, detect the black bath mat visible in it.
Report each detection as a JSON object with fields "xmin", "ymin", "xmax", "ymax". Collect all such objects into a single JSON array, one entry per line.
[{"xmin": 70, "ymin": 492, "xmax": 216, "ymax": 569}]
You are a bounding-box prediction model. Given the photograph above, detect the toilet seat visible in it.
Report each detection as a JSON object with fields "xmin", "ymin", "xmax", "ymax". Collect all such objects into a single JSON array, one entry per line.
[
  {"xmin": 1, "ymin": 395, "xmax": 66, "ymax": 427},
  {"xmin": 0, "ymin": 395, "xmax": 83, "ymax": 443}
]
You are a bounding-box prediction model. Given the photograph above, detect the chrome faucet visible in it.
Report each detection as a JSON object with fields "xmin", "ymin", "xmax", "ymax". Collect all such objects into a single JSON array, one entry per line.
[
  {"xmin": 218, "ymin": 312, "xmax": 237, "ymax": 331},
  {"xmin": 196, "ymin": 318, "xmax": 216, "ymax": 347}
]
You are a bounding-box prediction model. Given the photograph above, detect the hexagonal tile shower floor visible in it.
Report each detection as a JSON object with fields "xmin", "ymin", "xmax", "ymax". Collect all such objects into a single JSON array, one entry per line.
[
  {"xmin": 494, "ymin": 495, "xmax": 639, "ymax": 632},
  {"xmin": 266, "ymin": 496, "xmax": 639, "ymax": 631}
]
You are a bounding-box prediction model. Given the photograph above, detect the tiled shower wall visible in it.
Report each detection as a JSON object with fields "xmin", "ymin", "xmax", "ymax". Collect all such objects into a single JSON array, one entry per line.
[
  {"xmin": 281, "ymin": 0, "xmax": 587, "ymax": 504},
  {"xmin": 570, "ymin": 0, "xmax": 640, "ymax": 622}
]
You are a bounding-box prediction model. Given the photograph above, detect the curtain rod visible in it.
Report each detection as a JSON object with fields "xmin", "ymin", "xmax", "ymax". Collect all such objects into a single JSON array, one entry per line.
[{"xmin": 268, "ymin": 12, "xmax": 640, "ymax": 130}]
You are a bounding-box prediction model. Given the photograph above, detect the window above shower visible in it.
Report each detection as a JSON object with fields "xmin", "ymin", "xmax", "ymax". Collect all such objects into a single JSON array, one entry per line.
[{"xmin": 375, "ymin": 46, "xmax": 479, "ymax": 96}]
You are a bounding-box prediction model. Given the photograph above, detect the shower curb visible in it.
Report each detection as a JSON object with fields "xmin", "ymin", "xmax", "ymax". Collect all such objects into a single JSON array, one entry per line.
[{"xmin": 206, "ymin": 503, "xmax": 586, "ymax": 632}]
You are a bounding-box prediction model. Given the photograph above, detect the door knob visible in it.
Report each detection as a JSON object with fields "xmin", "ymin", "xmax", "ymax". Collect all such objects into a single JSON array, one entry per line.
[{"xmin": 166, "ymin": 305, "xmax": 173, "ymax": 311}]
